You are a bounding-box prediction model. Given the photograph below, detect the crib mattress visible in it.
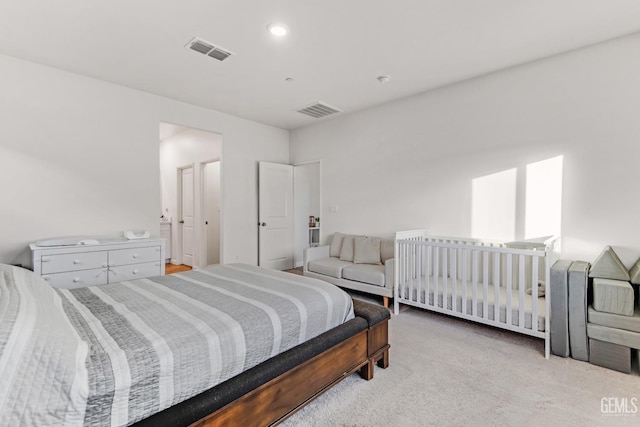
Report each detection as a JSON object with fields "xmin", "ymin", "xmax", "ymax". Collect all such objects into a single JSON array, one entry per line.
[{"xmin": 398, "ymin": 275, "xmax": 546, "ymax": 332}]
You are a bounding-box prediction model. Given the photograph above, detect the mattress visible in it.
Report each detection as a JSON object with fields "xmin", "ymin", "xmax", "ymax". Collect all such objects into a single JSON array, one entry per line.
[
  {"xmin": 398, "ymin": 274, "xmax": 546, "ymax": 331},
  {"xmin": 0, "ymin": 263, "xmax": 354, "ymax": 426}
]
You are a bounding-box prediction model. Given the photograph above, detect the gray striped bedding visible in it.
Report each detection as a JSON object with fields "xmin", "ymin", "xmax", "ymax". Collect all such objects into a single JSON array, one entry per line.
[{"xmin": 0, "ymin": 263, "xmax": 354, "ymax": 426}]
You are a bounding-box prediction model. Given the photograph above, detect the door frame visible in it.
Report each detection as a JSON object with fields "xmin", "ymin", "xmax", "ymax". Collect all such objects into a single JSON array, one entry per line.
[
  {"xmin": 293, "ymin": 160, "xmax": 322, "ymax": 268},
  {"xmin": 176, "ymin": 163, "xmax": 195, "ymax": 266},
  {"xmin": 199, "ymin": 158, "xmax": 223, "ymax": 268}
]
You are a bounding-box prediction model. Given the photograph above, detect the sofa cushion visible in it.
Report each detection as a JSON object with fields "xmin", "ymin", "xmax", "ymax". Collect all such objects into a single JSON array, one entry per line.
[
  {"xmin": 308, "ymin": 257, "xmax": 352, "ymax": 279},
  {"xmin": 329, "ymin": 233, "xmax": 345, "ymax": 258},
  {"xmin": 588, "ymin": 305, "xmax": 640, "ymax": 334},
  {"xmin": 342, "ymin": 264, "xmax": 385, "ymax": 287},
  {"xmin": 339, "ymin": 235, "xmax": 357, "ymax": 262},
  {"xmin": 592, "ymin": 278, "xmax": 635, "ymax": 317},
  {"xmin": 353, "ymin": 236, "xmax": 381, "ymax": 265},
  {"xmin": 380, "ymin": 239, "xmax": 394, "ymax": 262},
  {"xmin": 589, "ymin": 246, "xmax": 630, "ymax": 281},
  {"xmin": 630, "ymin": 257, "xmax": 640, "ymax": 285},
  {"xmin": 587, "ymin": 323, "xmax": 640, "ymax": 350}
]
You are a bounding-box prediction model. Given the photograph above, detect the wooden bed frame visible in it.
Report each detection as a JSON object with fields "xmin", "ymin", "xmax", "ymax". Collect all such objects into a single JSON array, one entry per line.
[
  {"xmin": 191, "ymin": 318, "xmax": 389, "ymax": 426},
  {"xmin": 131, "ymin": 296, "xmax": 390, "ymax": 427}
]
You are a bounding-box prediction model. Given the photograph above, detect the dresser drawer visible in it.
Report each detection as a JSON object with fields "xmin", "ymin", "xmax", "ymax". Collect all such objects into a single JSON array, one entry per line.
[
  {"xmin": 108, "ymin": 261, "xmax": 162, "ymax": 283},
  {"xmin": 41, "ymin": 251, "xmax": 108, "ymax": 274},
  {"xmin": 109, "ymin": 246, "xmax": 161, "ymax": 266},
  {"xmin": 42, "ymin": 268, "xmax": 108, "ymax": 289}
]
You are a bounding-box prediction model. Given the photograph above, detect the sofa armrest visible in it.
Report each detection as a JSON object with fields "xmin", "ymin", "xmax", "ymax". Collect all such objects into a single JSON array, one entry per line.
[
  {"xmin": 303, "ymin": 245, "xmax": 330, "ymax": 271},
  {"xmin": 384, "ymin": 258, "xmax": 394, "ymax": 289}
]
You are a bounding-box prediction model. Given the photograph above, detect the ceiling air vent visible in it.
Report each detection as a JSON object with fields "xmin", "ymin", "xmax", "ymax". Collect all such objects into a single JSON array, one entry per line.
[
  {"xmin": 297, "ymin": 102, "xmax": 342, "ymax": 119},
  {"xmin": 186, "ymin": 37, "xmax": 234, "ymax": 61}
]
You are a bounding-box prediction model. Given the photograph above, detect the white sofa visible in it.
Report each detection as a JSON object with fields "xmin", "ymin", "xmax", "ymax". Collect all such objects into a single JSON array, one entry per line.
[{"xmin": 303, "ymin": 232, "xmax": 394, "ymax": 307}]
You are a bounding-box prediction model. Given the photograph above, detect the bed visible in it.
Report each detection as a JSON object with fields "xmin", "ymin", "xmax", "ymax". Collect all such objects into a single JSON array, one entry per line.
[
  {"xmin": 394, "ymin": 231, "xmax": 559, "ymax": 358},
  {"xmin": 0, "ymin": 263, "xmax": 390, "ymax": 426}
]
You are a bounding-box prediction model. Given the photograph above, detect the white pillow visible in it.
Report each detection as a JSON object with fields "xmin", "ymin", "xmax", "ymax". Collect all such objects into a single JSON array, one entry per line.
[
  {"xmin": 339, "ymin": 235, "xmax": 356, "ymax": 262},
  {"xmin": 330, "ymin": 233, "xmax": 345, "ymax": 257},
  {"xmin": 353, "ymin": 236, "xmax": 382, "ymax": 265}
]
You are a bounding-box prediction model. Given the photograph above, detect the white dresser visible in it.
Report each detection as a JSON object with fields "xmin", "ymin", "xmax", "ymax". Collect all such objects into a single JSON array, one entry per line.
[{"xmin": 30, "ymin": 238, "xmax": 165, "ymax": 289}]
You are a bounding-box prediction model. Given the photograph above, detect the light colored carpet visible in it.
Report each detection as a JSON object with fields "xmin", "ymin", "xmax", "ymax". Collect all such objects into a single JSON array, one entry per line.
[{"xmin": 283, "ymin": 308, "xmax": 640, "ymax": 426}]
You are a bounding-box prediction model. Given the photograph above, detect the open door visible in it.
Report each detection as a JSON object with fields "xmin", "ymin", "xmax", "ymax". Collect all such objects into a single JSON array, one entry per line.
[
  {"xmin": 202, "ymin": 160, "xmax": 221, "ymax": 266},
  {"xmin": 179, "ymin": 166, "xmax": 194, "ymax": 267},
  {"xmin": 258, "ymin": 162, "xmax": 294, "ymax": 270}
]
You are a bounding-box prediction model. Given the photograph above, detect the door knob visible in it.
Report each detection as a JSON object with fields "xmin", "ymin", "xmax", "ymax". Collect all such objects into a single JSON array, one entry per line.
[
  {"xmin": 205, "ymin": 221, "xmax": 208, "ymax": 225},
  {"xmin": 261, "ymin": 222, "xmax": 266, "ymax": 226},
  {"xmin": 179, "ymin": 220, "xmax": 184, "ymax": 224}
]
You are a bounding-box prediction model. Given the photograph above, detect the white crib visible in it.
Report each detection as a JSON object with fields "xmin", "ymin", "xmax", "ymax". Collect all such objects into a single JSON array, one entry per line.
[{"xmin": 394, "ymin": 230, "xmax": 560, "ymax": 358}]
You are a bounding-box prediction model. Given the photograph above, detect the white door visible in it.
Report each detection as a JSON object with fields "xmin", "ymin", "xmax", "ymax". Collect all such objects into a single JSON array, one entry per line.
[
  {"xmin": 203, "ymin": 161, "xmax": 220, "ymax": 266},
  {"xmin": 259, "ymin": 162, "xmax": 294, "ymax": 270},
  {"xmin": 180, "ymin": 166, "xmax": 194, "ymax": 266}
]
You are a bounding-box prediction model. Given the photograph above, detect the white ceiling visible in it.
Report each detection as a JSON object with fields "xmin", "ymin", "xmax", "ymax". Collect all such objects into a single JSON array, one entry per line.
[{"xmin": 2, "ymin": 1, "xmax": 640, "ymax": 130}]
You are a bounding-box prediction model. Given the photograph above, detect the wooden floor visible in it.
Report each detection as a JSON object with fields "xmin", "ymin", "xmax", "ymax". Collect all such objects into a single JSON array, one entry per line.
[
  {"xmin": 165, "ymin": 264, "xmax": 192, "ymax": 274},
  {"xmin": 285, "ymin": 267, "xmax": 304, "ymax": 276}
]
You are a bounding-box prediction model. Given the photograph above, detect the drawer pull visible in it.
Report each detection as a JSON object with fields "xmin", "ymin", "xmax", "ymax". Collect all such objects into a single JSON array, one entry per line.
[
  {"xmin": 73, "ymin": 278, "xmax": 80, "ymax": 283},
  {"xmin": 42, "ymin": 258, "xmax": 50, "ymax": 263},
  {"xmin": 74, "ymin": 259, "xmax": 81, "ymax": 264},
  {"xmin": 133, "ymin": 269, "xmax": 139, "ymax": 274},
  {"xmin": 133, "ymin": 254, "xmax": 139, "ymax": 258}
]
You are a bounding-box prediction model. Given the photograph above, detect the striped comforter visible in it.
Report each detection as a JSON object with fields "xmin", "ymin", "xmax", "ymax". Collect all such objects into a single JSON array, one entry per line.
[{"xmin": 0, "ymin": 263, "xmax": 354, "ymax": 426}]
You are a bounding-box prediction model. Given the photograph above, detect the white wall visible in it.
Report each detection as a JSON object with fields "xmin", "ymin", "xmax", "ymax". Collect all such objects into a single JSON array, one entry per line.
[
  {"xmin": 291, "ymin": 32, "xmax": 640, "ymax": 267},
  {"xmin": 0, "ymin": 53, "xmax": 289, "ymax": 267},
  {"xmin": 159, "ymin": 128, "xmax": 221, "ymax": 266}
]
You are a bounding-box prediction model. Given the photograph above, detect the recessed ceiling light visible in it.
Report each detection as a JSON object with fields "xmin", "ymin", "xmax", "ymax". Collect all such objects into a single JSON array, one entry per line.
[{"xmin": 268, "ymin": 24, "xmax": 288, "ymax": 37}]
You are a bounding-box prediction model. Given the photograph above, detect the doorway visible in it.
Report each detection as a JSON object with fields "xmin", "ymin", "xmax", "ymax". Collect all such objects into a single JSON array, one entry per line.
[
  {"xmin": 178, "ymin": 165, "xmax": 195, "ymax": 266},
  {"xmin": 201, "ymin": 160, "xmax": 221, "ymax": 266},
  {"xmin": 293, "ymin": 161, "xmax": 321, "ymax": 267},
  {"xmin": 257, "ymin": 161, "xmax": 321, "ymax": 270},
  {"xmin": 159, "ymin": 123, "xmax": 222, "ymax": 268}
]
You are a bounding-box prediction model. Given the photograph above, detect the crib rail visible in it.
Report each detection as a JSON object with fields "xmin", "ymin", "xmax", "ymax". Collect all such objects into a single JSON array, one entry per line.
[{"xmin": 394, "ymin": 230, "xmax": 559, "ymax": 358}]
